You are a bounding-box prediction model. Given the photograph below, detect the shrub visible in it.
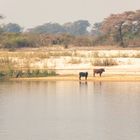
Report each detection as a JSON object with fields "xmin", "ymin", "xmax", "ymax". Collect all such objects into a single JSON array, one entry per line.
[
  {"xmin": 68, "ymin": 58, "xmax": 81, "ymax": 64},
  {"xmin": 91, "ymin": 58, "xmax": 118, "ymax": 66},
  {"xmin": 23, "ymin": 69, "xmax": 56, "ymax": 77},
  {"xmin": 1, "ymin": 33, "xmax": 36, "ymax": 49},
  {"xmin": 0, "ymin": 71, "xmax": 5, "ymax": 78}
]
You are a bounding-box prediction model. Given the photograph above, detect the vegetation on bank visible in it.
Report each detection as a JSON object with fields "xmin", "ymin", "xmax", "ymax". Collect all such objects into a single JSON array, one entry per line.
[
  {"xmin": 0, "ymin": 49, "xmax": 140, "ymax": 80},
  {"xmin": 0, "ymin": 69, "xmax": 56, "ymax": 79},
  {"xmin": 91, "ymin": 58, "xmax": 118, "ymax": 66},
  {"xmin": 0, "ymin": 50, "xmax": 140, "ymax": 73},
  {"xmin": 0, "ymin": 10, "xmax": 140, "ymax": 79},
  {"xmin": 0, "ymin": 10, "xmax": 140, "ymax": 49},
  {"xmin": 0, "ymin": 53, "xmax": 56, "ymax": 79},
  {"xmin": 0, "ymin": 50, "xmax": 120, "ymax": 79}
]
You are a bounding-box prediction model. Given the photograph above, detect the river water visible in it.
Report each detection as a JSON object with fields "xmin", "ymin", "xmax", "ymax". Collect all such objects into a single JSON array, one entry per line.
[{"xmin": 0, "ymin": 81, "xmax": 140, "ymax": 140}]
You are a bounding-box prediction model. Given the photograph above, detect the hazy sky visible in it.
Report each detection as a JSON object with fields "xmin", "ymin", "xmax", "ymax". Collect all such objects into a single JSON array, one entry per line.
[{"xmin": 0, "ymin": 0, "xmax": 139, "ymax": 28}]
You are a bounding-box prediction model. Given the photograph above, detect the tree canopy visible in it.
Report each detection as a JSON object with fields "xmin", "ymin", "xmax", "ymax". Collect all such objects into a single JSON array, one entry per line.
[
  {"xmin": 28, "ymin": 20, "xmax": 90, "ymax": 36},
  {"xmin": 101, "ymin": 10, "xmax": 140, "ymax": 46},
  {"xmin": 0, "ymin": 10, "xmax": 140, "ymax": 49},
  {"xmin": 3, "ymin": 23, "xmax": 23, "ymax": 33}
]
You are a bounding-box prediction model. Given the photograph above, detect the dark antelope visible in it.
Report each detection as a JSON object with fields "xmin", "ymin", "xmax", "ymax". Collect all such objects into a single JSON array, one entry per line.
[
  {"xmin": 93, "ymin": 68, "xmax": 105, "ymax": 77},
  {"xmin": 79, "ymin": 72, "xmax": 88, "ymax": 80}
]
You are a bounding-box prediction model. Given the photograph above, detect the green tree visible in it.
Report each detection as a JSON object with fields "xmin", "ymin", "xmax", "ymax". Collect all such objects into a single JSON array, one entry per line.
[
  {"xmin": 29, "ymin": 22, "xmax": 65, "ymax": 34},
  {"xmin": 91, "ymin": 22, "xmax": 103, "ymax": 36},
  {"xmin": 64, "ymin": 20, "xmax": 90, "ymax": 35},
  {"xmin": 0, "ymin": 14, "xmax": 4, "ymax": 33},
  {"xmin": 3, "ymin": 23, "xmax": 23, "ymax": 33},
  {"xmin": 28, "ymin": 20, "xmax": 90, "ymax": 36}
]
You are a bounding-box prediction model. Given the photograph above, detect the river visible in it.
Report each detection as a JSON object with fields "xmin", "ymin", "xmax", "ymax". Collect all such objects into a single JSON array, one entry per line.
[{"xmin": 0, "ymin": 81, "xmax": 140, "ymax": 140}]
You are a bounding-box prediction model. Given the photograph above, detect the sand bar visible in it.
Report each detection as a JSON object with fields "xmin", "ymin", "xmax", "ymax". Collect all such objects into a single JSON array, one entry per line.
[{"xmin": 10, "ymin": 74, "xmax": 140, "ymax": 82}]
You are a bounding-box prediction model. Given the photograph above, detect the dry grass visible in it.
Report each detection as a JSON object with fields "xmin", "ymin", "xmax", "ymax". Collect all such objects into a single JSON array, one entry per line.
[
  {"xmin": 0, "ymin": 57, "xmax": 14, "ymax": 71},
  {"xmin": 0, "ymin": 49, "xmax": 139, "ymax": 74},
  {"xmin": 91, "ymin": 58, "xmax": 118, "ymax": 66},
  {"xmin": 68, "ymin": 58, "xmax": 82, "ymax": 64},
  {"xmin": 0, "ymin": 49, "xmax": 140, "ymax": 59},
  {"xmin": 133, "ymin": 53, "xmax": 140, "ymax": 58}
]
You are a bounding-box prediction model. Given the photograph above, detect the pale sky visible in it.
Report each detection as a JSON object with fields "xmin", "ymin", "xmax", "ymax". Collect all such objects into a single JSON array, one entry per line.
[{"xmin": 0, "ymin": 0, "xmax": 139, "ymax": 28}]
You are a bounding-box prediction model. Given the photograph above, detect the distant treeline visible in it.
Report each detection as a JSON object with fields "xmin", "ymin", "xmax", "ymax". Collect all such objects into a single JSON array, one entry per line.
[{"xmin": 0, "ymin": 10, "xmax": 140, "ymax": 49}]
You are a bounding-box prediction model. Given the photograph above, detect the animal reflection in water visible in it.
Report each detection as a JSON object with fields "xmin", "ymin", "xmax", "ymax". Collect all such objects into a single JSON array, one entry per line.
[
  {"xmin": 93, "ymin": 68, "xmax": 105, "ymax": 77},
  {"xmin": 79, "ymin": 81, "xmax": 88, "ymax": 85},
  {"xmin": 93, "ymin": 82, "xmax": 102, "ymax": 94},
  {"xmin": 79, "ymin": 72, "xmax": 88, "ymax": 80}
]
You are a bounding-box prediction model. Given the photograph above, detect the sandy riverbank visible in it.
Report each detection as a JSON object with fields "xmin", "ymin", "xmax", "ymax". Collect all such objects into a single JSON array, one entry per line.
[
  {"xmin": 10, "ymin": 74, "xmax": 140, "ymax": 82},
  {"xmin": 1, "ymin": 47, "xmax": 140, "ymax": 82}
]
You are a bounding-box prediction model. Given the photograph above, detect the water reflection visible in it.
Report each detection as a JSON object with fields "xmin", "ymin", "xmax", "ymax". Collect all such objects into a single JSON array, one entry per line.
[
  {"xmin": 93, "ymin": 81, "xmax": 102, "ymax": 94},
  {"xmin": 0, "ymin": 81, "xmax": 140, "ymax": 140},
  {"xmin": 79, "ymin": 81, "xmax": 88, "ymax": 86}
]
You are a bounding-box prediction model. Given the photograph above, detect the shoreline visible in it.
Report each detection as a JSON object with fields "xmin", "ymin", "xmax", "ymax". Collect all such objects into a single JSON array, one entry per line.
[{"xmin": 9, "ymin": 75, "xmax": 140, "ymax": 82}]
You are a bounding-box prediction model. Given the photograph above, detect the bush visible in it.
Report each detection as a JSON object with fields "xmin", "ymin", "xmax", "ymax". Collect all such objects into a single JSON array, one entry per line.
[
  {"xmin": 0, "ymin": 71, "xmax": 5, "ymax": 78},
  {"xmin": 0, "ymin": 33, "xmax": 36, "ymax": 49},
  {"xmin": 23, "ymin": 69, "xmax": 56, "ymax": 77},
  {"xmin": 3, "ymin": 37, "xmax": 34, "ymax": 48},
  {"xmin": 91, "ymin": 58, "xmax": 118, "ymax": 66}
]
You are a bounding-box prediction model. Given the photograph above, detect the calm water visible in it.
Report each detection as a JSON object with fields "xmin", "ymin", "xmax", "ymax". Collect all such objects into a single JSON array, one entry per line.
[{"xmin": 0, "ymin": 81, "xmax": 140, "ymax": 140}]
